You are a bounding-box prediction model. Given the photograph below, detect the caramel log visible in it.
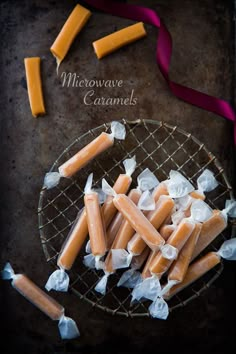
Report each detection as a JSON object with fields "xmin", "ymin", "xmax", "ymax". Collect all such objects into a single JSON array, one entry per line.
[
  {"xmin": 57, "ymin": 209, "xmax": 87, "ymax": 270},
  {"xmin": 105, "ymin": 189, "xmax": 142, "ymax": 272},
  {"xmin": 24, "ymin": 57, "xmax": 45, "ymax": 117},
  {"xmin": 160, "ymin": 213, "xmax": 172, "ymax": 227},
  {"xmin": 59, "ymin": 132, "xmax": 113, "ymax": 177},
  {"xmin": 141, "ymin": 250, "xmax": 157, "ymax": 279},
  {"xmin": 164, "ymin": 252, "xmax": 221, "ymax": 299},
  {"xmin": 147, "ymin": 196, "xmax": 175, "ymax": 229},
  {"xmin": 159, "ymin": 224, "xmax": 175, "ymax": 241},
  {"xmin": 150, "ymin": 220, "xmax": 195, "ymax": 276},
  {"xmin": 127, "ymin": 196, "xmax": 175, "ymax": 255},
  {"xmin": 131, "ymin": 247, "xmax": 150, "ymax": 270},
  {"xmin": 13, "ymin": 275, "xmax": 64, "ymax": 320},
  {"xmin": 113, "ymin": 194, "xmax": 165, "ymax": 251},
  {"xmin": 84, "ymin": 193, "xmax": 107, "ymax": 256},
  {"xmin": 128, "ymin": 233, "xmax": 146, "ymax": 256},
  {"xmin": 102, "ymin": 174, "xmax": 132, "ymax": 228},
  {"xmin": 152, "ymin": 182, "xmax": 169, "ymax": 202},
  {"xmin": 106, "ymin": 188, "xmax": 141, "ymax": 249},
  {"xmin": 106, "ymin": 212, "xmax": 124, "ymax": 250},
  {"xmin": 191, "ymin": 210, "xmax": 227, "ymax": 260},
  {"xmin": 50, "ymin": 4, "xmax": 91, "ymax": 64},
  {"xmin": 93, "ymin": 22, "xmax": 146, "ymax": 59},
  {"xmin": 168, "ymin": 223, "xmax": 202, "ymax": 282}
]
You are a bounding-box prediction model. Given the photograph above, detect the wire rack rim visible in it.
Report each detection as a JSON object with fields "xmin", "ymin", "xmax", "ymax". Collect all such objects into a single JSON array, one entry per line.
[{"xmin": 38, "ymin": 119, "xmax": 233, "ymax": 318}]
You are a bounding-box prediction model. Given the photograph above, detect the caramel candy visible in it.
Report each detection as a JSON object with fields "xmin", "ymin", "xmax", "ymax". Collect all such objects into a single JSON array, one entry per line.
[
  {"xmin": 150, "ymin": 220, "xmax": 195, "ymax": 277},
  {"xmin": 168, "ymin": 223, "xmax": 202, "ymax": 282},
  {"xmin": 24, "ymin": 57, "xmax": 45, "ymax": 117},
  {"xmin": 93, "ymin": 22, "xmax": 146, "ymax": 59},
  {"xmin": 105, "ymin": 189, "xmax": 142, "ymax": 272},
  {"xmin": 113, "ymin": 194, "xmax": 165, "ymax": 251},
  {"xmin": 165, "ymin": 252, "xmax": 221, "ymax": 299},
  {"xmin": 128, "ymin": 196, "xmax": 175, "ymax": 255},
  {"xmin": 2, "ymin": 263, "xmax": 79, "ymax": 339},
  {"xmin": 84, "ymin": 192, "xmax": 107, "ymax": 257},
  {"xmin": 192, "ymin": 210, "xmax": 227, "ymax": 260},
  {"xmin": 51, "ymin": 4, "xmax": 91, "ymax": 67}
]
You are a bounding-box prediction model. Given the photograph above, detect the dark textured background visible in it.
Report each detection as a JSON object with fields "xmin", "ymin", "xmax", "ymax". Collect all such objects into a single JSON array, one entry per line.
[{"xmin": 0, "ymin": 0, "xmax": 235, "ymax": 353}]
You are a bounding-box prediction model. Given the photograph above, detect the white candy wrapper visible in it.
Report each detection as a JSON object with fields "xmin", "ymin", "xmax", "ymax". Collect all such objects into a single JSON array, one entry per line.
[
  {"xmin": 224, "ymin": 200, "xmax": 236, "ymax": 219},
  {"xmin": 160, "ymin": 279, "xmax": 179, "ymax": 298},
  {"xmin": 173, "ymin": 170, "xmax": 217, "ymax": 213},
  {"xmin": 83, "ymin": 254, "xmax": 104, "ymax": 270},
  {"xmin": 117, "ymin": 269, "xmax": 142, "ymax": 288},
  {"xmin": 117, "ymin": 248, "xmax": 150, "ymax": 289},
  {"xmin": 190, "ymin": 199, "xmax": 213, "ymax": 223},
  {"xmin": 131, "ymin": 275, "xmax": 162, "ymax": 302},
  {"xmin": 159, "ymin": 244, "xmax": 179, "ymax": 260},
  {"xmin": 84, "ymin": 173, "xmax": 94, "ymax": 195},
  {"xmin": 43, "ymin": 121, "xmax": 126, "ymax": 189},
  {"xmin": 217, "ymin": 238, "xmax": 236, "ymax": 261},
  {"xmin": 171, "ymin": 209, "xmax": 186, "ymax": 226},
  {"xmin": 83, "ymin": 253, "xmax": 96, "ymax": 268},
  {"xmin": 166, "ymin": 170, "xmax": 194, "ymax": 198},
  {"xmin": 94, "ymin": 272, "xmax": 110, "ymax": 295},
  {"xmin": 138, "ymin": 190, "xmax": 155, "ymax": 211},
  {"xmin": 2, "ymin": 263, "xmax": 80, "ymax": 340},
  {"xmin": 45, "ymin": 268, "xmax": 70, "ymax": 292},
  {"xmin": 196, "ymin": 169, "xmax": 218, "ymax": 194},
  {"xmin": 136, "ymin": 169, "xmax": 158, "ymax": 209},
  {"xmin": 109, "ymin": 121, "xmax": 126, "ymax": 140},
  {"xmin": 93, "ymin": 188, "xmax": 106, "ymax": 204},
  {"xmin": 174, "ymin": 195, "xmax": 194, "ymax": 212},
  {"xmin": 137, "ymin": 168, "xmax": 159, "ymax": 192},
  {"xmin": 58, "ymin": 314, "xmax": 80, "ymax": 340},
  {"xmin": 44, "ymin": 172, "xmax": 61, "ymax": 189},
  {"xmin": 102, "ymin": 178, "xmax": 117, "ymax": 197},
  {"xmin": 111, "ymin": 249, "xmax": 133, "ymax": 269},
  {"xmin": 149, "ymin": 297, "xmax": 169, "ymax": 320},
  {"xmin": 1, "ymin": 262, "xmax": 16, "ymax": 280},
  {"xmin": 123, "ymin": 156, "xmax": 137, "ymax": 177}
]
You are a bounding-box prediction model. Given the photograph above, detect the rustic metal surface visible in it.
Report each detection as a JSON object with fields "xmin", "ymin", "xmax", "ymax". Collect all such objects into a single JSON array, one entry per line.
[{"xmin": 0, "ymin": 0, "xmax": 235, "ymax": 353}]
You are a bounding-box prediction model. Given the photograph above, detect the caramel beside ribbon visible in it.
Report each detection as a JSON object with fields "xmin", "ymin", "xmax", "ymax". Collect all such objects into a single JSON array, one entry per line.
[{"xmin": 84, "ymin": 0, "xmax": 236, "ymax": 144}]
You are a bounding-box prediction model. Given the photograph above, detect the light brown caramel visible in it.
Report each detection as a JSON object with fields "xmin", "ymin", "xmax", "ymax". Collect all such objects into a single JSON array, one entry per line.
[
  {"xmin": 165, "ymin": 252, "xmax": 221, "ymax": 299},
  {"xmin": 113, "ymin": 194, "xmax": 165, "ymax": 251},
  {"xmin": 13, "ymin": 275, "xmax": 64, "ymax": 320},
  {"xmin": 85, "ymin": 193, "xmax": 107, "ymax": 256}
]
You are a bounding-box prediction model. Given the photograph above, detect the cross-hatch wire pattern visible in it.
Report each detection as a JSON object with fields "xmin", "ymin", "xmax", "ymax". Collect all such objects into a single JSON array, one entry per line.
[{"xmin": 38, "ymin": 119, "xmax": 233, "ymax": 317}]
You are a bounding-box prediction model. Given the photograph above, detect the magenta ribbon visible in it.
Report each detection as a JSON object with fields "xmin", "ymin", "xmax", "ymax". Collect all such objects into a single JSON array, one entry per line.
[{"xmin": 84, "ymin": 0, "xmax": 236, "ymax": 144}]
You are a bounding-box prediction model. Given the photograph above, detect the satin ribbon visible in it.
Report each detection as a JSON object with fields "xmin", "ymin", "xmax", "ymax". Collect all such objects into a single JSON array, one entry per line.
[{"xmin": 84, "ymin": 0, "xmax": 236, "ymax": 144}]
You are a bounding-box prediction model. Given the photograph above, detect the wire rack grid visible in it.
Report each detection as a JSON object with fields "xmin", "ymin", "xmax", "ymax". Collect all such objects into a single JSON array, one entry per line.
[{"xmin": 38, "ymin": 119, "xmax": 234, "ymax": 317}]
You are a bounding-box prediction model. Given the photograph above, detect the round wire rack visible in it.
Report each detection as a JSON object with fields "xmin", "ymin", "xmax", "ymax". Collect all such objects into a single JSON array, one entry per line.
[{"xmin": 38, "ymin": 119, "xmax": 234, "ymax": 317}]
